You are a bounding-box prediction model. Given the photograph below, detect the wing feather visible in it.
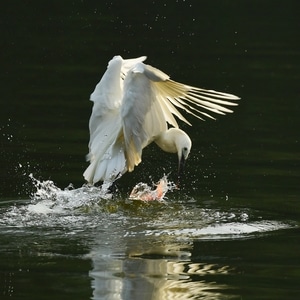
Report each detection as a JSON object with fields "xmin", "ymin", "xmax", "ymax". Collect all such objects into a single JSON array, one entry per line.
[
  {"xmin": 121, "ymin": 63, "xmax": 167, "ymax": 171},
  {"xmin": 152, "ymin": 79, "xmax": 240, "ymax": 125},
  {"xmin": 84, "ymin": 56, "xmax": 146, "ymax": 183}
]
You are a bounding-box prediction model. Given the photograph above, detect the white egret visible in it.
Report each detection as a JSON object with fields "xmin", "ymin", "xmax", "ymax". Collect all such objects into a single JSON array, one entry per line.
[{"xmin": 83, "ymin": 55, "xmax": 240, "ymax": 185}]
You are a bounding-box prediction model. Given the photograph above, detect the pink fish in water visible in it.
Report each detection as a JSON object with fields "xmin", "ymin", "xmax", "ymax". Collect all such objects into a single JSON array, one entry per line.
[{"xmin": 129, "ymin": 176, "xmax": 172, "ymax": 201}]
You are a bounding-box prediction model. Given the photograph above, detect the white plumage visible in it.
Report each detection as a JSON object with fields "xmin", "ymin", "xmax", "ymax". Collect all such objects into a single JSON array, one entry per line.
[{"xmin": 83, "ymin": 55, "xmax": 240, "ymax": 184}]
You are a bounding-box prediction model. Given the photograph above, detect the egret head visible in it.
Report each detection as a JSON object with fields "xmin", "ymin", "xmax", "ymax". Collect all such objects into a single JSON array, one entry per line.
[
  {"xmin": 176, "ymin": 130, "xmax": 192, "ymax": 186},
  {"xmin": 154, "ymin": 128, "xmax": 192, "ymax": 186}
]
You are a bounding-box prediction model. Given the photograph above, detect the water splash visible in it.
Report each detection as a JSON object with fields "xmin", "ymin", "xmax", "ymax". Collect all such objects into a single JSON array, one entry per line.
[
  {"xmin": 28, "ymin": 173, "xmax": 114, "ymax": 213},
  {"xmin": 24, "ymin": 174, "xmax": 177, "ymax": 215},
  {"xmin": 129, "ymin": 175, "xmax": 176, "ymax": 201},
  {"xmin": 0, "ymin": 174, "xmax": 177, "ymax": 228},
  {"xmin": 0, "ymin": 174, "xmax": 118, "ymax": 230}
]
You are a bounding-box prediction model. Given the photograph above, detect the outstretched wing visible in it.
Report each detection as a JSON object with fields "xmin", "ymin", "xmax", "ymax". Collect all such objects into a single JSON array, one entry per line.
[
  {"xmin": 121, "ymin": 63, "xmax": 168, "ymax": 171},
  {"xmin": 84, "ymin": 56, "xmax": 124, "ymax": 183},
  {"xmin": 88, "ymin": 56, "xmax": 146, "ymax": 143},
  {"xmin": 120, "ymin": 62, "xmax": 240, "ymax": 172},
  {"xmin": 84, "ymin": 56, "xmax": 146, "ymax": 183},
  {"xmin": 154, "ymin": 79, "xmax": 240, "ymax": 123}
]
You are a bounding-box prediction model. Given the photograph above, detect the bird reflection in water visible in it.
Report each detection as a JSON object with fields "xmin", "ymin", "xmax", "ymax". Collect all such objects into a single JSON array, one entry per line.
[{"xmin": 89, "ymin": 240, "xmax": 236, "ymax": 300}]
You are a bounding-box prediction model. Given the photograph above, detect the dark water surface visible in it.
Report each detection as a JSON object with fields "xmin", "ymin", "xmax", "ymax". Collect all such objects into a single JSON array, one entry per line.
[{"xmin": 1, "ymin": 1, "xmax": 299, "ymax": 299}]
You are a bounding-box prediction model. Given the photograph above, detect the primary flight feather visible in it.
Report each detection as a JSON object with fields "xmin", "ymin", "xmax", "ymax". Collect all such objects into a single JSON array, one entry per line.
[{"xmin": 83, "ymin": 55, "xmax": 240, "ymax": 184}]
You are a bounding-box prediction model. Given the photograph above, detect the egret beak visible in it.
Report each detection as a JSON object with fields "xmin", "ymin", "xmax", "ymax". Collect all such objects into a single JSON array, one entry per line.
[{"xmin": 177, "ymin": 154, "xmax": 186, "ymax": 188}]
